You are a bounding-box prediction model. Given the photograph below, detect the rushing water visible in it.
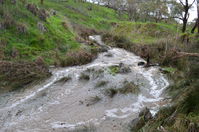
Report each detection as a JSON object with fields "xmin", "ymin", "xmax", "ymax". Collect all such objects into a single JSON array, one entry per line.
[{"xmin": 0, "ymin": 36, "xmax": 170, "ymax": 132}]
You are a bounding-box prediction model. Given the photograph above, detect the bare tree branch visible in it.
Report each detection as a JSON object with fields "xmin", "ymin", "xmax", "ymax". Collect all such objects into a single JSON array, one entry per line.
[
  {"xmin": 189, "ymin": 0, "xmax": 196, "ymax": 8},
  {"xmin": 179, "ymin": 0, "xmax": 185, "ymax": 6},
  {"xmin": 172, "ymin": 16, "xmax": 183, "ymax": 20}
]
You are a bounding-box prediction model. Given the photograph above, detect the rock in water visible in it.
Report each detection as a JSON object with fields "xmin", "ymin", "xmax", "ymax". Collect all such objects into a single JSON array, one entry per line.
[
  {"xmin": 139, "ymin": 107, "xmax": 152, "ymax": 121},
  {"xmin": 129, "ymin": 118, "xmax": 145, "ymax": 132},
  {"xmin": 129, "ymin": 107, "xmax": 152, "ymax": 131},
  {"xmin": 119, "ymin": 63, "xmax": 131, "ymax": 73},
  {"xmin": 138, "ymin": 61, "xmax": 145, "ymax": 66}
]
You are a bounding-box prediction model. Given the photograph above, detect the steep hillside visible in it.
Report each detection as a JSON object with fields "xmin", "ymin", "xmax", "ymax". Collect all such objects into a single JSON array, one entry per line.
[
  {"xmin": 0, "ymin": 0, "xmax": 126, "ymax": 64},
  {"xmin": 0, "ymin": 0, "xmax": 126, "ymax": 92}
]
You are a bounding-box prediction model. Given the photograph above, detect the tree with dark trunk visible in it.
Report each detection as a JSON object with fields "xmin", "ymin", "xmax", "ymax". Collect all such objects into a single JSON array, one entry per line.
[
  {"xmin": 191, "ymin": 19, "xmax": 198, "ymax": 33},
  {"xmin": 178, "ymin": 0, "xmax": 196, "ymax": 32},
  {"xmin": 191, "ymin": 0, "xmax": 199, "ymax": 33},
  {"xmin": 197, "ymin": 0, "xmax": 199, "ymax": 33}
]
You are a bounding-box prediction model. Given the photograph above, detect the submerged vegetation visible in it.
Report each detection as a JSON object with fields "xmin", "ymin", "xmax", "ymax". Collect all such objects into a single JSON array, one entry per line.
[{"xmin": 104, "ymin": 81, "xmax": 140, "ymax": 98}]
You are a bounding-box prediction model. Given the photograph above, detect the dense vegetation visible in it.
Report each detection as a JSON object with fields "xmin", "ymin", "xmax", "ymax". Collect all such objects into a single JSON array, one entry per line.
[{"xmin": 0, "ymin": 0, "xmax": 199, "ymax": 131}]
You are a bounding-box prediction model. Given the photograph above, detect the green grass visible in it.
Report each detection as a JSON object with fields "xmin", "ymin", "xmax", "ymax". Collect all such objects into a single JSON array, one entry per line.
[
  {"xmin": 38, "ymin": 0, "xmax": 128, "ymax": 30},
  {"xmin": 110, "ymin": 22, "xmax": 179, "ymax": 44},
  {"xmin": 0, "ymin": 0, "xmax": 126, "ymax": 65},
  {"xmin": 108, "ymin": 65, "xmax": 120, "ymax": 75}
]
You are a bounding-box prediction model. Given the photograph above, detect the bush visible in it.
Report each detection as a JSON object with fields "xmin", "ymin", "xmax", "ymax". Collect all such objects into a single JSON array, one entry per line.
[
  {"xmin": 119, "ymin": 81, "xmax": 140, "ymax": 94},
  {"xmin": 79, "ymin": 73, "xmax": 90, "ymax": 81},
  {"xmin": 58, "ymin": 49, "xmax": 96, "ymax": 67},
  {"xmin": 0, "ymin": 60, "xmax": 50, "ymax": 93}
]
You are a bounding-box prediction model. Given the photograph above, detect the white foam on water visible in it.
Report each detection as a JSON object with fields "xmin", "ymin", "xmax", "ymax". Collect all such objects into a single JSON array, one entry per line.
[
  {"xmin": 51, "ymin": 119, "xmax": 99, "ymax": 129},
  {"xmin": 0, "ymin": 35, "xmax": 170, "ymax": 131}
]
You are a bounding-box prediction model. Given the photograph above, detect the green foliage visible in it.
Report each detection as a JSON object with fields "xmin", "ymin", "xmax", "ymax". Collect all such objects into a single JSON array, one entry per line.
[
  {"xmin": 162, "ymin": 67, "xmax": 177, "ymax": 73},
  {"xmin": 108, "ymin": 65, "xmax": 120, "ymax": 75}
]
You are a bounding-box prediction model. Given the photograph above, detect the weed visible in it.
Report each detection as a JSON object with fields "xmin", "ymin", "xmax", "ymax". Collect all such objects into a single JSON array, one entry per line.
[
  {"xmin": 104, "ymin": 88, "xmax": 118, "ymax": 98},
  {"xmin": 55, "ymin": 76, "xmax": 72, "ymax": 84},
  {"xmin": 86, "ymin": 96, "xmax": 101, "ymax": 106},
  {"xmin": 108, "ymin": 65, "xmax": 120, "ymax": 75},
  {"xmin": 79, "ymin": 73, "xmax": 90, "ymax": 81},
  {"xmin": 95, "ymin": 81, "xmax": 108, "ymax": 88},
  {"xmin": 119, "ymin": 81, "xmax": 140, "ymax": 94}
]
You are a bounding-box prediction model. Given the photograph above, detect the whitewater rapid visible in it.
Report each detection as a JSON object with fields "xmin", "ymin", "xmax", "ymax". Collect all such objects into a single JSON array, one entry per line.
[{"xmin": 0, "ymin": 36, "xmax": 170, "ymax": 132}]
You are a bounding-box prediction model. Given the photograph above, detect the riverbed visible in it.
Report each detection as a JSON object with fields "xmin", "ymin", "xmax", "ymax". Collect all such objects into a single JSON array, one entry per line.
[{"xmin": 0, "ymin": 36, "xmax": 170, "ymax": 132}]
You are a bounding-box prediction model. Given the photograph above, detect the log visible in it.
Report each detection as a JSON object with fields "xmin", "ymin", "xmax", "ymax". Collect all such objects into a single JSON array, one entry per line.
[{"xmin": 172, "ymin": 52, "xmax": 199, "ymax": 59}]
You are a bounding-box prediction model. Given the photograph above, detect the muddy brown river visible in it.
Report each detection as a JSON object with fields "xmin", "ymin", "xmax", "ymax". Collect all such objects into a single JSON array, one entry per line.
[{"xmin": 0, "ymin": 36, "xmax": 170, "ymax": 132}]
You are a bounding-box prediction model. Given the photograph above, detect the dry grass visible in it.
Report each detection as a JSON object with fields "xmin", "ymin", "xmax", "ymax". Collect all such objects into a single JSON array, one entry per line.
[
  {"xmin": 55, "ymin": 76, "xmax": 72, "ymax": 84},
  {"xmin": 57, "ymin": 49, "xmax": 96, "ymax": 67},
  {"xmin": 95, "ymin": 81, "xmax": 108, "ymax": 88},
  {"xmin": 79, "ymin": 73, "xmax": 90, "ymax": 81},
  {"xmin": 119, "ymin": 81, "xmax": 140, "ymax": 94},
  {"xmin": 0, "ymin": 59, "xmax": 50, "ymax": 93}
]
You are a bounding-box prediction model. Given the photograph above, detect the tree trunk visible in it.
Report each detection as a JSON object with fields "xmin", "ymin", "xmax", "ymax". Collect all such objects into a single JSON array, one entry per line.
[
  {"xmin": 41, "ymin": 0, "xmax": 44, "ymax": 5},
  {"xmin": 197, "ymin": 0, "xmax": 199, "ymax": 33},
  {"xmin": 182, "ymin": 8, "xmax": 189, "ymax": 33},
  {"xmin": 191, "ymin": 19, "xmax": 197, "ymax": 33},
  {"xmin": 182, "ymin": 19, "xmax": 188, "ymax": 33}
]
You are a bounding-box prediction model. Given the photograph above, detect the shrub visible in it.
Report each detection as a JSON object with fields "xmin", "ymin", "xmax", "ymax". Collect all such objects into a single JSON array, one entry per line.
[
  {"xmin": 16, "ymin": 23, "xmax": 27, "ymax": 33},
  {"xmin": 59, "ymin": 49, "xmax": 96, "ymax": 67},
  {"xmin": 79, "ymin": 73, "xmax": 90, "ymax": 81},
  {"xmin": 0, "ymin": 60, "xmax": 50, "ymax": 92},
  {"xmin": 1, "ymin": 13, "xmax": 15, "ymax": 29},
  {"xmin": 104, "ymin": 88, "xmax": 117, "ymax": 98},
  {"xmin": 108, "ymin": 65, "xmax": 120, "ymax": 75},
  {"xmin": 119, "ymin": 81, "xmax": 140, "ymax": 94}
]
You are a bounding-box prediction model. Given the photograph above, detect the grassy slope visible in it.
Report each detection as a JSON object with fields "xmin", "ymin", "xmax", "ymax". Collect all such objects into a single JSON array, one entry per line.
[
  {"xmin": 0, "ymin": 0, "xmax": 126, "ymax": 92},
  {"xmin": 0, "ymin": 0, "xmax": 126, "ymax": 64},
  {"xmin": 110, "ymin": 21, "xmax": 179, "ymax": 45}
]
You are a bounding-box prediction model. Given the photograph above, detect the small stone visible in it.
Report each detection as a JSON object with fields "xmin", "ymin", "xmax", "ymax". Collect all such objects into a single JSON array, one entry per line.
[
  {"xmin": 51, "ymin": 9, "xmax": 57, "ymax": 15},
  {"xmin": 138, "ymin": 61, "xmax": 145, "ymax": 66},
  {"xmin": 139, "ymin": 107, "xmax": 152, "ymax": 121},
  {"xmin": 37, "ymin": 22, "xmax": 47, "ymax": 32},
  {"xmin": 119, "ymin": 63, "xmax": 131, "ymax": 73},
  {"xmin": 129, "ymin": 117, "xmax": 145, "ymax": 131},
  {"xmin": 105, "ymin": 52, "xmax": 113, "ymax": 57}
]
